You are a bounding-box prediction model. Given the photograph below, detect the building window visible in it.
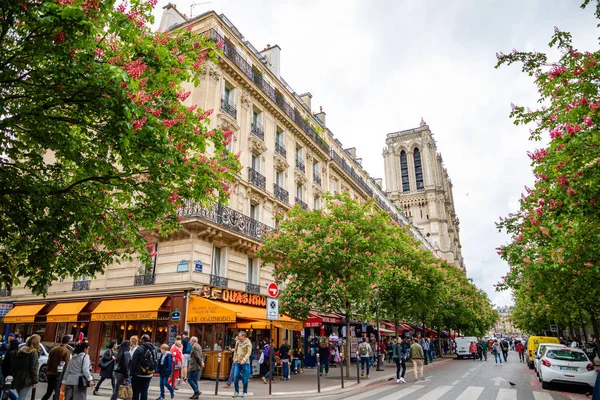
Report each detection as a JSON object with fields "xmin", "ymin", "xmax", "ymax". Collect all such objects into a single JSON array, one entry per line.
[
  {"xmin": 400, "ymin": 151, "xmax": 410, "ymax": 192},
  {"xmin": 138, "ymin": 244, "xmax": 158, "ymax": 275},
  {"xmin": 332, "ymin": 178, "xmax": 339, "ymax": 194},
  {"xmin": 314, "ymin": 196, "xmax": 321, "ymax": 210},
  {"xmin": 296, "ymin": 184, "xmax": 303, "ymax": 201},
  {"xmin": 247, "ymin": 257, "xmax": 258, "ymax": 285},
  {"xmin": 250, "ymin": 202, "xmax": 259, "ymax": 220},
  {"xmin": 251, "ymin": 153, "xmax": 260, "ymax": 172},
  {"xmin": 275, "ymin": 171, "xmax": 284, "ymax": 187},
  {"xmin": 212, "ymin": 246, "xmax": 226, "ymax": 277},
  {"xmin": 221, "ymin": 81, "xmax": 236, "ymax": 119},
  {"xmin": 414, "ymin": 148, "xmax": 424, "ymax": 190}
]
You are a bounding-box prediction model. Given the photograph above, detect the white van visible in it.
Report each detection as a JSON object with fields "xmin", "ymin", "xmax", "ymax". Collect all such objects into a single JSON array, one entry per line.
[{"xmin": 456, "ymin": 337, "xmax": 478, "ymax": 359}]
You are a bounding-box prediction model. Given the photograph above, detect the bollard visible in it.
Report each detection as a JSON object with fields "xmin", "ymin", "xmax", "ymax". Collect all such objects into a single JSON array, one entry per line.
[
  {"xmin": 356, "ymin": 351, "xmax": 360, "ymax": 384},
  {"xmin": 2, "ymin": 376, "xmax": 13, "ymax": 400},
  {"xmin": 171, "ymin": 353, "xmax": 176, "ymax": 391},
  {"xmin": 316, "ymin": 353, "xmax": 321, "ymax": 393},
  {"xmin": 214, "ymin": 352, "xmax": 221, "ymax": 396},
  {"xmin": 30, "ymin": 386, "xmax": 36, "ymax": 400},
  {"xmin": 339, "ymin": 354, "xmax": 344, "ymax": 389},
  {"xmin": 53, "ymin": 361, "xmax": 66, "ymax": 400}
]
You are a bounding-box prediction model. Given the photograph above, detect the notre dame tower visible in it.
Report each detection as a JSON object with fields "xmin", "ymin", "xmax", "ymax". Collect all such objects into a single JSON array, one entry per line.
[{"xmin": 383, "ymin": 119, "xmax": 465, "ymax": 270}]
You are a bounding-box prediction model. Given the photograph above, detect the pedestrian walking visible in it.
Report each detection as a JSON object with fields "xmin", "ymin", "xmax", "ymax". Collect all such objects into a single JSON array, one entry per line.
[
  {"xmin": 358, "ymin": 337, "xmax": 372, "ymax": 378},
  {"xmin": 232, "ymin": 331, "xmax": 251, "ymax": 398},
  {"xmin": 409, "ymin": 339, "xmax": 425, "ymax": 382},
  {"xmin": 261, "ymin": 340, "xmax": 275, "ymax": 384},
  {"xmin": 501, "ymin": 339, "xmax": 509, "ymax": 362},
  {"xmin": 492, "ymin": 340, "xmax": 503, "ymax": 365},
  {"xmin": 41, "ymin": 335, "xmax": 71, "ymax": 400},
  {"xmin": 479, "ymin": 339, "xmax": 488, "ymax": 361},
  {"xmin": 1, "ymin": 338, "xmax": 19, "ymax": 400},
  {"xmin": 180, "ymin": 332, "xmax": 190, "ymax": 385},
  {"xmin": 130, "ymin": 334, "xmax": 157, "ymax": 400},
  {"xmin": 94, "ymin": 340, "xmax": 117, "ymax": 395},
  {"xmin": 129, "ymin": 336, "xmax": 139, "ymax": 358},
  {"xmin": 12, "ymin": 334, "xmax": 40, "ymax": 400},
  {"xmin": 157, "ymin": 344, "xmax": 175, "ymax": 400},
  {"xmin": 421, "ymin": 338, "xmax": 430, "ymax": 366},
  {"xmin": 279, "ymin": 339, "xmax": 291, "ymax": 380},
  {"xmin": 187, "ymin": 336, "xmax": 204, "ymax": 399},
  {"xmin": 469, "ymin": 342, "xmax": 478, "ymax": 360},
  {"xmin": 392, "ymin": 339, "xmax": 407, "ymax": 384},
  {"xmin": 169, "ymin": 339, "xmax": 183, "ymax": 389},
  {"xmin": 62, "ymin": 342, "xmax": 94, "ymax": 400},
  {"xmin": 318, "ymin": 337, "xmax": 330, "ymax": 377},
  {"xmin": 110, "ymin": 340, "xmax": 131, "ymax": 400}
]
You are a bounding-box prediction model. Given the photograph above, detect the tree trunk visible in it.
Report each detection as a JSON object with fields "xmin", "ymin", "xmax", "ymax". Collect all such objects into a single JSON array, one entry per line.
[
  {"xmin": 394, "ymin": 319, "xmax": 399, "ymax": 342},
  {"xmin": 345, "ymin": 308, "xmax": 352, "ymax": 378},
  {"xmin": 437, "ymin": 327, "xmax": 442, "ymax": 356}
]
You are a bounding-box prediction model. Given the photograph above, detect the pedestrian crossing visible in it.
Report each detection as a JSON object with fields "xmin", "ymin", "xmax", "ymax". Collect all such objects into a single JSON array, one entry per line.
[{"xmin": 339, "ymin": 384, "xmax": 569, "ymax": 400}]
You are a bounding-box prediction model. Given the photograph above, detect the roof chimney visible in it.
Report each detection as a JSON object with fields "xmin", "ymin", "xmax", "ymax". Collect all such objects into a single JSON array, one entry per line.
[
  {"xmin": 345, "ymin": 147, "xmax": 356, "ymax": 159},
  {"xmin": 158, "ymin": 3, "xmax": 187, "ymax": 32},
  {"xmin": 314, "ymin": 106, "xmax": 326, "ymax": 126},
  {"xmin": 299, "ymin": 93, "xmax": 312, "ymax": 110},
  {"xmin": 259, "ymin": 44, "xmax": 281, "ymax": 78}
]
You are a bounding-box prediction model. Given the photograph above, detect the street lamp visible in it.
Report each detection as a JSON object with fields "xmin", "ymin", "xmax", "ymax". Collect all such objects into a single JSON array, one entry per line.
[{"xmin": 374, "ymin": 288, "xmax": 384, "ymax": 371}]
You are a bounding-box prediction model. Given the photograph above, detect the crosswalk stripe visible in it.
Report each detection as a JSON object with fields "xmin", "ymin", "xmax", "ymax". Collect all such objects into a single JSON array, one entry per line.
[
  {"xmin": 455, "ymin": 386, "xmax": 484, "ymax": 400},
  {"xmin": 416, "ymin": 385, "xmax": 453, "ymax": 400},
  {"xmin": 496, "ymin": 388, "xmax": 518, "ymax": 400},
  {"xmin": 460, "ymin": 372, "xmax": 470, "ymax": 378},
  {"xmin": 377, "ymin": 385, "xmax": 425, "ymax": 400},
  {"xmin": 342, "ymin": 386, "xmax": 399, "ymax": 400},
  {"xmin": 451, "ymin": 380, "xmax": 460, "ymax": 385},
  {"xmin": 533, "ymin": 392, "xmax": 554, "ymax": 400}
]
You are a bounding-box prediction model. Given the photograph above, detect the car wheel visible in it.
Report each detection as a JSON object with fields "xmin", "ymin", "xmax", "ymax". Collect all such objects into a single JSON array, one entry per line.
[
  {"xmin": 528, "ymin": 361, "xmax": 534, "ymax": 369},
  {"xmin": 541, "ymin": 380, "xmax": 550, "ymax": 390},
  {"xmin": 39, "ymin": 364, "xmax": 48, "ymax": 383}
]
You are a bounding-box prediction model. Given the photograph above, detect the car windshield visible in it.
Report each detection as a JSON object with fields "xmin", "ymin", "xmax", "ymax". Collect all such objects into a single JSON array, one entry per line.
[{"xmin": 546, "ymin": 349, "xmax": 588, "ymax": 362}]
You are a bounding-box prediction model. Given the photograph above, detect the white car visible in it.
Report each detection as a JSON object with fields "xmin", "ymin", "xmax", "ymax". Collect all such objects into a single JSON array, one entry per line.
[
  {"xmin": 534, "ymin": 343, "xmax": 564, "ymax": 376},
  {"xmin": 538, "ymin": 347, "xmax": 597, "ymax": 390},
  {"xmin": 18, "ymin": 342, "xmax": 73, "ymax": 382},
  {"xmin": 455, "ymin": 337, "xmax": 478, "ymax": 359}
]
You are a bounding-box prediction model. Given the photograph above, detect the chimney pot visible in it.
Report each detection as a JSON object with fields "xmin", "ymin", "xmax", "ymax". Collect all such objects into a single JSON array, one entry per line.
[
  {"xmin": 320, "ymin": 106, "xmax": 323, "ymax": 112},
  {"xmin": 173, "ymin": 4, "xmax": 176, "ymax": 8}
]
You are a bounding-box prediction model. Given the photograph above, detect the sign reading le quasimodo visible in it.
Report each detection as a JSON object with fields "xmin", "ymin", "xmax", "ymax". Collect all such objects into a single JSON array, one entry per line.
[
  {"xmin": 199, "ymin": 285, "xmax": 267, "ymax": 307},
  {"xmin": 91, "ymin": 312, "xmax": 157, "ymax": 321}
]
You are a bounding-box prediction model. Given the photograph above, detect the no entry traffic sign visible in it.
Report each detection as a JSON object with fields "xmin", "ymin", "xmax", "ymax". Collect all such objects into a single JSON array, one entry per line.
[{"xmin": 267, "ymin": 282, "xmax": 279, "ymax": 298}]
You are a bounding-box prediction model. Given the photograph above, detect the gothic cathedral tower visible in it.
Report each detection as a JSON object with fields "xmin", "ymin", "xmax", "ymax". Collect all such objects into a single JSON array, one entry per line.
[{"xmin": 383, "ymin": 119, "xmax": 465, "ymax": 270}]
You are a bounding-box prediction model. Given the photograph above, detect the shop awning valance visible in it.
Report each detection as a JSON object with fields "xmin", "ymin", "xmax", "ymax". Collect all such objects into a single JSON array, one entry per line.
[
  {"xmin": 304, "ymin": 311, "xmax": 342, "ymax": 328},
  {"xmin": 228, "ymin": 319, "xmax": 303, "ymax": 331},
  {"xmin": 4, "ymin": 304, "xmax": 46, "ymax": 323},
  {"xmin": 91, "ymin": 296, "xmax": 167, "ymax": 321},
  {"xmin": 46, "ymin": 301, "xmax": 89, "ymax": 323},
  {"xmin": 187, "ymin": 297, "xmax": 237, "ymax": 323}
]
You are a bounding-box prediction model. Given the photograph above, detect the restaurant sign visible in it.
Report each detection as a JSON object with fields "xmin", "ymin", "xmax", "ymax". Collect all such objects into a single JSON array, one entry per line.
[
  {"xmin": 91, "ymin": 311, "xmax": 158, "ymax": 321},
  {"xmin": 198, "ymin": 285, "xmax": 267, "ymax": 307}
]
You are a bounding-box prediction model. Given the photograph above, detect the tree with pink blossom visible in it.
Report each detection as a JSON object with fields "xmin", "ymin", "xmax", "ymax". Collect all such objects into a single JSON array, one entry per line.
[{"xmin": 0, "ymin": 0, "xmax": 240, "ymax": 294}]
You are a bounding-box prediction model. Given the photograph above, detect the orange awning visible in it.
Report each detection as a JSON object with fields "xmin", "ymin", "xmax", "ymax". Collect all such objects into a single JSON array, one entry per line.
[
  {"xmin": 46, "ymin": 302, "xmax": 89, "ymax": 323},
  {"xmin": 4, "ymin": 304, "xmax": 45, "ymax": 323},
  {"xmin": 91, "ymin": 297, "xmax": 167, "ymax": 321},
  {"xmin": 187, "ymin": 297, "xmax": 237, "ymax": 324}
]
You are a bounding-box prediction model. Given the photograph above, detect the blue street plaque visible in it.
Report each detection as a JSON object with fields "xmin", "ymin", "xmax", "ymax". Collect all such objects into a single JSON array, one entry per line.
[{"xmin": 194, "ymin": 260, "xmax": 202, "ymax": 273}]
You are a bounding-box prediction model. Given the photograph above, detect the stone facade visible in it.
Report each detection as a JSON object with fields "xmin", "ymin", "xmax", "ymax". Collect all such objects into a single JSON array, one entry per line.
[{"xmin": 383, "ymin": 119, "xmax": 465, "ymax": 270}]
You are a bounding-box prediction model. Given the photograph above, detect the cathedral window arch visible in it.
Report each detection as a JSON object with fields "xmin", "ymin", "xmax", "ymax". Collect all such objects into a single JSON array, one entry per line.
[
  {"xmin": 400, "ymin": 150, "xmax": 410, "ymax": 192},
  {"xmin": 414, "ymin": 148, "xmax": 424, "ymax": 190}
]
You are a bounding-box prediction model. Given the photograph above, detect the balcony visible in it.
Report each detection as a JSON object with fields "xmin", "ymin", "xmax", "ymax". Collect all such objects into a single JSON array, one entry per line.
[
  {"xmin": 295, "ymin": 197, "xmax": 308, "ymax": 210},
  {"xmin": 295, "ymin": 159, "xmax": 305, "ymax": 173},
  {"xmin": 274, "ymin": 183, "xmax": 289, "ymax": 204},
  {"xmin": 329, "ymin": 149, "xmax": 373, "ymax": 197},
  {"xmin": 313, "ymin": 173, "xmax": 321, "ymax": 186},
  {"xmin": 0, "ymin": 288, "xmax": 11, "ymax": 297},
  {"xmin": 248, "ymin": 167, "xmax": 266, "ymax": 190},
  {"xmin": 221, "ymin": 98, "xmax": 237, "ymax": 119},
  {"xmin": 178, "ymin": 200, "xmax": 275, "ymax": 240},
  {"xmin": 210, "ymin": 274, "xmax": 228, "ymax": 288},
  {"xmin": 251, "ymin": 121, "xmax": 265, "ymax": 141},
  {"xmin": 134, "ymin": 274, "xmax": 155, "ymax": 286},
  {"xmin": 203, "ymin": 29, "xmax": 330, "ymax": 154},
  {"xmin": 275, "ymin": 142, "xmax": 286, "ymax": 158},
  {"xmin": 72, "ymin": 280, "xmax": 90, "ymax": 291},
  {"xmin": 245, "ymin": 282, "xmax": 260, "ymax": 294}
]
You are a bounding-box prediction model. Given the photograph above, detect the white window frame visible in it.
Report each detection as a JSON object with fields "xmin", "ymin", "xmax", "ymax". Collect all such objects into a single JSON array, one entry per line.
[
  {"xmin": 296, "ymin": 184, "xmax": 303, "ymax": 201},
  {"xmin": 275, "ymin": 170, "xmax": 284, "ymax": 187},
  {"xmin": 212, "ymin": 246, "xmax": 227, "ymax": 278},
  {"xmin": 247, "ymin": 257, "xmax": 258, "ymax": 285},
  {"xmin": 314, "ymin": 196, "xmax": 321, "ymax": 210}
]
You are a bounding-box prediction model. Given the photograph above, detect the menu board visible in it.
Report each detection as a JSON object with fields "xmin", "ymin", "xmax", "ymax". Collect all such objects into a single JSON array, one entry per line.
[{"xmin": 168, "ymin": 324, "xmax": 179, "ymax": 346}]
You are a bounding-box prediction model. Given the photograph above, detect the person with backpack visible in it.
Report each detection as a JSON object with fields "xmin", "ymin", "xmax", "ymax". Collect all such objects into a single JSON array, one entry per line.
[
  {"xmin": 180, "ymin": 332, "xmax": 190, "ymax": 385},
  {"xmin": 187, "ymin": 336, "xmax": 204, "ymax": 399},
  {"xmin": 157, "ymin": 344, "xmax": 175, "ymax": 400},
  {"xmin": 261, "ymin": 340, "xmax": 275, "ymax": 384},
  {"xmin": 12, "ymin": 334, "xmax": 40, "ymax": 400},
  {"xmin": 41, "ymin": 335, "xmax": 71, "ymax": 400},
  {"xmin": 358, "ymin": 337, "xmax": 372, "ymax": 378},
  {"xmin": 130, "ymin": 334, "xmax": 157, "ymax": 400},
  {"xmin": 492, "ymin": 339, "xmax": 503, "ymax": 365},
  {"xmin": 111, "ymin": 340, "xmax": 131, "ymax": 400},
  {"xmin": 501, "ymin": 339, "xmax": 509, "ymax": 362},
  {"xmin": 94, "ymin": 340, "xmax": 117, "ymax": 395},
  {"xmin": 392, "ymin": 339, "xmax": 407, "ymax": 384},
  {"xmin": 1, "ymin": 339, "xmax": 19, "ymax": 400}
]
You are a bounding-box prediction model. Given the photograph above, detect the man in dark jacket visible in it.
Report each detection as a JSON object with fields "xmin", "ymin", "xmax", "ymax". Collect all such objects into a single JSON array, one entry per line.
[
  {"xmin": 130, "ymin": 334, "xmax": 156, "ymax": 400},
  {"xmin": 41, "ymin": 336, "xmax": 71, "ymax": 400},
  {"xmin": 187, "ymin": 336, "xmax": 204, "ymax": 399}
]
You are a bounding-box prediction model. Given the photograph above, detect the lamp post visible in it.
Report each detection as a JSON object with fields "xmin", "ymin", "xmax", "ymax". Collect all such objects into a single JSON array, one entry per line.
[{"xmin": 375, "ymin": 289, "xmax": 384, "ymax": 371}]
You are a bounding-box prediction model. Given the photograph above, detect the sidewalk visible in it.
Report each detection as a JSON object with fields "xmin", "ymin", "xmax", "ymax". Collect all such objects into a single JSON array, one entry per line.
[{"xmin": 93, "ymin": 356, "xmax": 454, "ymax": 399}]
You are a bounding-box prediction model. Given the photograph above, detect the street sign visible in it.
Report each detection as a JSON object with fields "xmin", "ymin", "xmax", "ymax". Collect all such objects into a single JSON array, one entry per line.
[
  {"xmin": 267, "ymin": 282, "xmax": 279, "ymax": 298},
  {"xmin": 266, "ymin": 298, "xmax": 279, "ymax": 320},
  {"xmin": 550, "ymin": 324, "xmax": 558, "ymax": 333}
]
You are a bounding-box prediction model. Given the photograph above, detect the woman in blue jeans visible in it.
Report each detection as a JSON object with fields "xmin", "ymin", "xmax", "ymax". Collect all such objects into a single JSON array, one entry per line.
[{"xmin": 492, "ymin": 340, "xmax": 503, "ymax": 365}]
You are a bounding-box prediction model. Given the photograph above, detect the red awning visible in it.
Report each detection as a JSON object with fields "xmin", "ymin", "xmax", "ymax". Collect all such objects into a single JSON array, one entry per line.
[
  {"xmin": 382, "ymin": 322, "xmax": 416, "ymax": 332},
  {"xmin": 304, "ymin": 311, "xmax": 342, "ymax": 328}
]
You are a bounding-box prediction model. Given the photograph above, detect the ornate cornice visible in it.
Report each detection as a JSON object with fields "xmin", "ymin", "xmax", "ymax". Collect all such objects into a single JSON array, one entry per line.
[
  {"xmin": 274, "ymin": 153, "xmax": 289, "ymax": 171},
  {"xmin": 294, "ymin": 170, "xmax": 307, "ymax": 185},
  {"xmin": 248, "ymin": 135, "xmax": 267, "ymax": 154},
  {"xmin": 217, "ymin": 113, "xmax": 239, "ymax": 132}
]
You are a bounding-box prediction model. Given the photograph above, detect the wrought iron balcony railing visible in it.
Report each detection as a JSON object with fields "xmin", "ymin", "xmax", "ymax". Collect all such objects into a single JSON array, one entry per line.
[
  {"xmin": 72, "ymin": 280, "xmax": 90, "ymax": 291},
  {"xmin": 295, "ymin": 197, "xmax": 308, "ymax": 210},
  {"xmin": 329, "ymin": 149, "xmax": 373, "ymax": 197},
  {"xmin": 313, "ymin": 173, "xmax": 321, "ymax": 186},
  {"xmin": 210, "ymin": 274, "xmax": 228, "ymax": 288},
  {"xmin": 248, "ymin": 167, "xmax": 266, "ymax": 190},
  {"xmin": 0, "ymin": 288, "xmax": 11, "ymax": 297},
  {"xmin": 251, "ymin": 122, "xmax": 264, "ymax": 141},
  {"xmin": 274, "ymin": 183, "xmax": 289, "ymax": 204},
  {"xmin": 275, "ymin": 142, "xmax": 286, "ymax": 158},
  {"xmin": 245, "ymin": 282, "xmax": 260, "ymax": 294},
  {"xmin": 178, "ymin": 200, "xmax": 274, "ymax": 240},
  {"xmin": 202, "ymin": 29, "xmax": 330, "ymax": 154},
  {"xmin": 134, "ymin": 274, "xmax": 155, "ymax": 286},
  {"xmin": 295, "ymin": 159, "xmax": 305, "ymax": 173},
  {"xmin": 221, "ymin": 98, "xmax": 237, "ymax": 119}
]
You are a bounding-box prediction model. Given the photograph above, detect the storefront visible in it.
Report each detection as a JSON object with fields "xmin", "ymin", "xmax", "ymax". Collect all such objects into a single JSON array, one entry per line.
[
  {"xmin": 3, "ymin": 303, "xmax": 48, "ymax": 339},
  {"xmin": 46, "ymin": 301, "xmax": 91, "ymax": 343},
  {"xmin": 186, "ymin": 286, "xmax": 303, "ymax": 379},
  {"xmin": 303, "ymin": 312, "xmax": 343, "ymax": 368}
]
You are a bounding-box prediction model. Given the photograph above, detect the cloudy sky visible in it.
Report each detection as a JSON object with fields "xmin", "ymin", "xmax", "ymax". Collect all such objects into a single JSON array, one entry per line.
[{"xmin": 154, "ymin": 0, "xmax": 598, "ymax": 307}]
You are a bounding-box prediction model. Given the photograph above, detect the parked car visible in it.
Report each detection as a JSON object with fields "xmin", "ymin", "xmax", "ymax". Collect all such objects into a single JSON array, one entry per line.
[
  {"xmin": 18, "ymin": 342, "xmax": 73, "ymax": 382},
  {"xmin": 455, "ymin": 337, "xmax": 478, "ymax": 359},
  {"xmin": 538, "ymin": 347, "xmax": 597, "ymax": 390},
  {"xmin": 534, "ymin": 343, "xmax": 564, "ymax": 376}
]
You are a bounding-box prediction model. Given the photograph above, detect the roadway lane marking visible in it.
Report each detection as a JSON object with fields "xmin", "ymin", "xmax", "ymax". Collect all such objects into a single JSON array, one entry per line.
[
  {"xmin": 451, "ymin": 380, "xmax": 460, "ymax": 385},
  {"xmin": 496, "ymin": 388, "xmax": 518, "ymax": 400},
  {"xmin": 455, "ymin": 386, "xmax": 484, "ymax": 400},
  {"xmin": 470, "ymin": 367, "xmax": 477, "ymax": 371},
  {"xmin": 533, "ymin": 392, "xmax": 554, "ymax": 400},
  {"xmin": 460, "ymin": 372, "xmax": 470, "ymax": 378},
  {"xmin": 342, "ymin": 386, "xmax": 399, "ymax": 400},
  {"xmin": 378, "ymin": 385, "xmax": 424, "ymax": 400},
  {"xmin": 416, "ymin": 385, "xmax": 452, "ymax": 400}
]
